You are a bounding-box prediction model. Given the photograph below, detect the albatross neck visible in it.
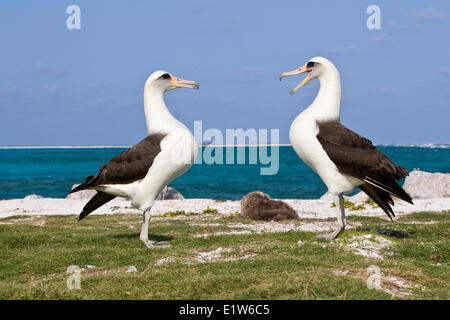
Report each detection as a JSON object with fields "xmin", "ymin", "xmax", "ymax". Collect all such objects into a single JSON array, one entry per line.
[
  {"xmin": 307, "ymin": 69, "xmax": 342, "ymax": 122},
  {"xmin": 144, "ymin": 87, "xmax": 180, "ymax": 135}
]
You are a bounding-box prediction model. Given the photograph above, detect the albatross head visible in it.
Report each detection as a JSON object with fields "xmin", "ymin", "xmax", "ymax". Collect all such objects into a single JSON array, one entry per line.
[
  {"xmin": 279, "ymin": 57, "xmax": 338, "ymax": 95},
  {"xmin": 145, "ymin": 70, "xmax": 199, "ymax": 92}
]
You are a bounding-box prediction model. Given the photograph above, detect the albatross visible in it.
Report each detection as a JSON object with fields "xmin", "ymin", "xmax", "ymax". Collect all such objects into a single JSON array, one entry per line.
[
  {"xmin": 280, "ymin": 57, "xmax": 413, "ymax": 239},
  {"xmin": 69, "ymin": 71, "xmax": 199, "ymax": 248}
]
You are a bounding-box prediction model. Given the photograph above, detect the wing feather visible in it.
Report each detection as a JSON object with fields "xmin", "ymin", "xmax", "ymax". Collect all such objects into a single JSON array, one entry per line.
[
  {"xmin": 316, "ymin": 121, "xmax": 412, "ymax": 204},
  {"xmin": 69, "ymin": 133, "xmax": 166, "ymax": 193}
]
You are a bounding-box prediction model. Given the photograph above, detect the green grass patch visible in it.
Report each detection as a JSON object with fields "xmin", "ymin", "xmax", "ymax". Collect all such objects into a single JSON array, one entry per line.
[
  {"xmin": 331, "ymin": 200, "xmax": 366, "ymax": 210},
  {"xmin": 0, "ymin": 211, "xmax": 448, "ymax": 299},
  {"xmin": 202, "ymin": 206, "xmax": 219, "ymax": 214}
]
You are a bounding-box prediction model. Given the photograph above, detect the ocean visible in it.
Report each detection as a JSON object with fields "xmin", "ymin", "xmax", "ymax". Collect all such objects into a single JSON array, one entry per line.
[{"xmin": 0, "ymin": 145, "xmax": 449, "ymax": 200}]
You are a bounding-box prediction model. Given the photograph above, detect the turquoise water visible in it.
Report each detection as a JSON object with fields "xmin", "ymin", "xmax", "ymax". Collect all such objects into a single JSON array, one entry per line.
[{"xmin": 0, "ymin": 146, "xmax": 449, "ymax": 200}]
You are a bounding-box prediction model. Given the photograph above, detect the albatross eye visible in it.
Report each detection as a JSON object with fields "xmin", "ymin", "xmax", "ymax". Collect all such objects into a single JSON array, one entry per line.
[
  {"xmin": 158, "ymin": 73, "xmax": 171, "ymax": 80},
  {"xmin": 306, "ymin": 61, "xmax": 315, "ymax": 68}
]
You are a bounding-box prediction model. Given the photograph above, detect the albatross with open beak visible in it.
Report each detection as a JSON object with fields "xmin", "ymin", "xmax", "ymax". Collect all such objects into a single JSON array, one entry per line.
[
  {"xmin": 69, "ymin": 71, "xmax": 199, "ymax": 248},
  {"xmin": 280, "ymin": 57, "xmax": 413, "ymax": 239}
]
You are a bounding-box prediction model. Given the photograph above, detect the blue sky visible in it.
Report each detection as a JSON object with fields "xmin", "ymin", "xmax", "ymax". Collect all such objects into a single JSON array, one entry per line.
[{"xmin": 0, "ymin": 0, "xmax": 449, "ymax": 146}]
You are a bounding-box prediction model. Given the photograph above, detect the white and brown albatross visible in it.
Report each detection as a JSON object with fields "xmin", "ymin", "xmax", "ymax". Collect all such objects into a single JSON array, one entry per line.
[
  {"xmin": 69, "ymin": 71, "xmax": 199, "ymax": 248},
  {"xmin": 280, "ymin": 57, "xmax": 413, "ymax": 240}
]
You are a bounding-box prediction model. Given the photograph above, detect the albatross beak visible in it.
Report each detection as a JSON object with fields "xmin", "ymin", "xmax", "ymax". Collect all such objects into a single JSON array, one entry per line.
[
  {"xmin": 171, "ymin": 75, "xmax": 199, "ymax": 89},
  {"xmin": 279, "ymin": 64, "xmax": 311, "ymax": 95}
]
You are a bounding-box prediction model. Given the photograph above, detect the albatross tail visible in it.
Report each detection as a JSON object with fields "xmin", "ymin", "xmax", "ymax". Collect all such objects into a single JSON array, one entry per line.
[
  {"xmin": 78, "ymin": 192, "xmax": 116, "ymax": 221},
  {"xmin": 359, "ymin": 182, "xmax": 413, "ymax": 222},
  {"xmin": 67, "ymin": 175, "xmax": 116, "ymax": 221}
]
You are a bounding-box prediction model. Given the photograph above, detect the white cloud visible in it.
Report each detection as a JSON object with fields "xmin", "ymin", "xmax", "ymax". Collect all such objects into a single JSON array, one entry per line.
[
  {"xmin": 438, "ymin": 67, "xmax": 450, "ymax": 76},
  {"xmin": 218, "ymin": 16, "xmax": 241, "ymax": 33},
  {"xmin": 386, "ymin": 8, "xmax": 449, "ymax": 32},
  {"xmin": 43, "ymin": 84, "xmax": 65, "ymax": 97},
  {"xmin": 406, "ymin": 8, "xmax": 450, "ymax": 23},
  {"xmin": 369, "ymin": 88, "xmax": 397, "ymax": 96},
  {"xmin": 373, "ymin": 34, "xmax": 391, "ymax": 46},
  {"xmin": 31, "ymin": 63, "xmax": 66, "ymax": 78}
]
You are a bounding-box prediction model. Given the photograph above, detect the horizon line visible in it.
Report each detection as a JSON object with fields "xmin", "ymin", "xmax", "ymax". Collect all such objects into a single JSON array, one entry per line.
[
  {"xmin": 0, "ymin": 144, "xmax": 293, "ymax": 149},
  {"xmin": 0, "ymin": 143, "xmax": 448, "ymax": 150}
]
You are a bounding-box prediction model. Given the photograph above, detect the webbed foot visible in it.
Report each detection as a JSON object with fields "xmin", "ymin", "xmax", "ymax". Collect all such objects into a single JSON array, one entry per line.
[
  {"xmin": 315, "ymin": 227, "xmax": 344, "ymax": 240},
  {"xmin": 141, "ymin": 240, "xmax": 172, "ymax": 249}
]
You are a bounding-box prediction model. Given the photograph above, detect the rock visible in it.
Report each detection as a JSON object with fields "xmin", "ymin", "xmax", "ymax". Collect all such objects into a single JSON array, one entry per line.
[
  {"xmin": 319, "ymin": 170, "xmax": 450, "ymax": 202},
  {"xmin": 66, "ymin": 185, "xmax": 97, "ymax": 200},
  {"xmin": 156, "ymin": 186, "xmax": 184, "ymax": 200},
  {"xmin": 241, "ymin": 191, "xmax": 298, "ymax": 221},
  {"xmin": 126, "ymin": 266, "xmax": 137, "ymax": 273},
  {"xmin": 166, "ymin": 187, "xmax": 184, "ymax": 199},
  {"xmin": 347, "ymin": 191, "xmax": 369, "ymax": 203},
  {"xmin": 24, "ymin": 194, "xmax": 43, "ymax": 200},
  {"xmin": 155, "ymin": 186, "xmax": 169, "ymax": 200},
  {"xmin": 403, "ymin": 170, "xmax": 450, "ymax": 199},
  {"xmin": 320, "ymin": 191, "xmax": 368, "ymax": 203}
]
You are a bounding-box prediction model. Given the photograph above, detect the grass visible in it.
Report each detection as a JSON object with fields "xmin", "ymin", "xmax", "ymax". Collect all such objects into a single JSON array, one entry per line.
[
  {"xmin": 202, "ymin": 206, "xmax": 219, "ymax": 214},
  {"xmin": 0, "ymin": 210, "xmax": 448, "ymax": 299},
  {"xmin": 331, "ymin": 200, "xmax": 366, "ymax": 211}
]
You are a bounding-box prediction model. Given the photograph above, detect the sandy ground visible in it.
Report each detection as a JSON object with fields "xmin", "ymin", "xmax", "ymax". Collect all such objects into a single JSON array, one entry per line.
[{"xmin": 1, "ymin": 195, "xmax": 449, "ymax": 220}]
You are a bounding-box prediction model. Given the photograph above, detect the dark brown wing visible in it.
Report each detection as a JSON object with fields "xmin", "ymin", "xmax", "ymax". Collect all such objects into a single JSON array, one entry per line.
[
  {"xmin": 316, "ymin": 121, "xmax": 412, "ymax": 204},
  {"xmin": 69, "ymin": 133, "xmax": 166, "ymax": 193}
]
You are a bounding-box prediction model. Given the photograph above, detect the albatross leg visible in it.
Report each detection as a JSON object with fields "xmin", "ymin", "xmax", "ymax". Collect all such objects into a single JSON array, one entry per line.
[
  {"xmin": 139, "ymin": 208, "xmax": 171, "ymax": 249},
  {"xmin": 316, "ymin": 194, "xmax": 346, "ymax": 240}
]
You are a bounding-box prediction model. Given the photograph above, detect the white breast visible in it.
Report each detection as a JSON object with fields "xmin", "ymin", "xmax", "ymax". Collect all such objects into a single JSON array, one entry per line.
[
  {"xmin": 130, "ymin": 127, "xmax": 198, "ymax": 210},
  {"xmin": 97, "ymin": 126, "xmax": 198, "ymax": 209}
]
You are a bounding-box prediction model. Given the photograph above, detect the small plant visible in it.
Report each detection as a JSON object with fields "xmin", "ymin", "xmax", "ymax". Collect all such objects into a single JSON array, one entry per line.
[
  {"xmin": 330, "ymin": 200, "xmax": 356, "ymax": 208},
  {"xmin": 157, "ymin": 210, "xmax": 220, "ymax": 218},
  {"xmin": 344, "ymin": 200, "xmax": 355, "ymax": 208},
  {"xmin": 157, "ymin": 207, "xmax": 220, "ymax": 218},
  {"xmin": 157, "ymin": 210, "xmax": 188, "ymax": 217},
  {"xmin": 331, "ymin": 200, "xmax": 365, "ymax": 210},
  {"xmin": 202, "ymin": 206, "xmax": 219, "ymax": 214},
  {"xmin": 365, "ymin": 198, "xmax": 379, "ymax": 208},
  {"xmin": 110, "ymin": 206, "xmax": 121, "ymax": 211},
  {"xmin": 349, "ymin": 204, "xmax": 366, "ymax": 211}
]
